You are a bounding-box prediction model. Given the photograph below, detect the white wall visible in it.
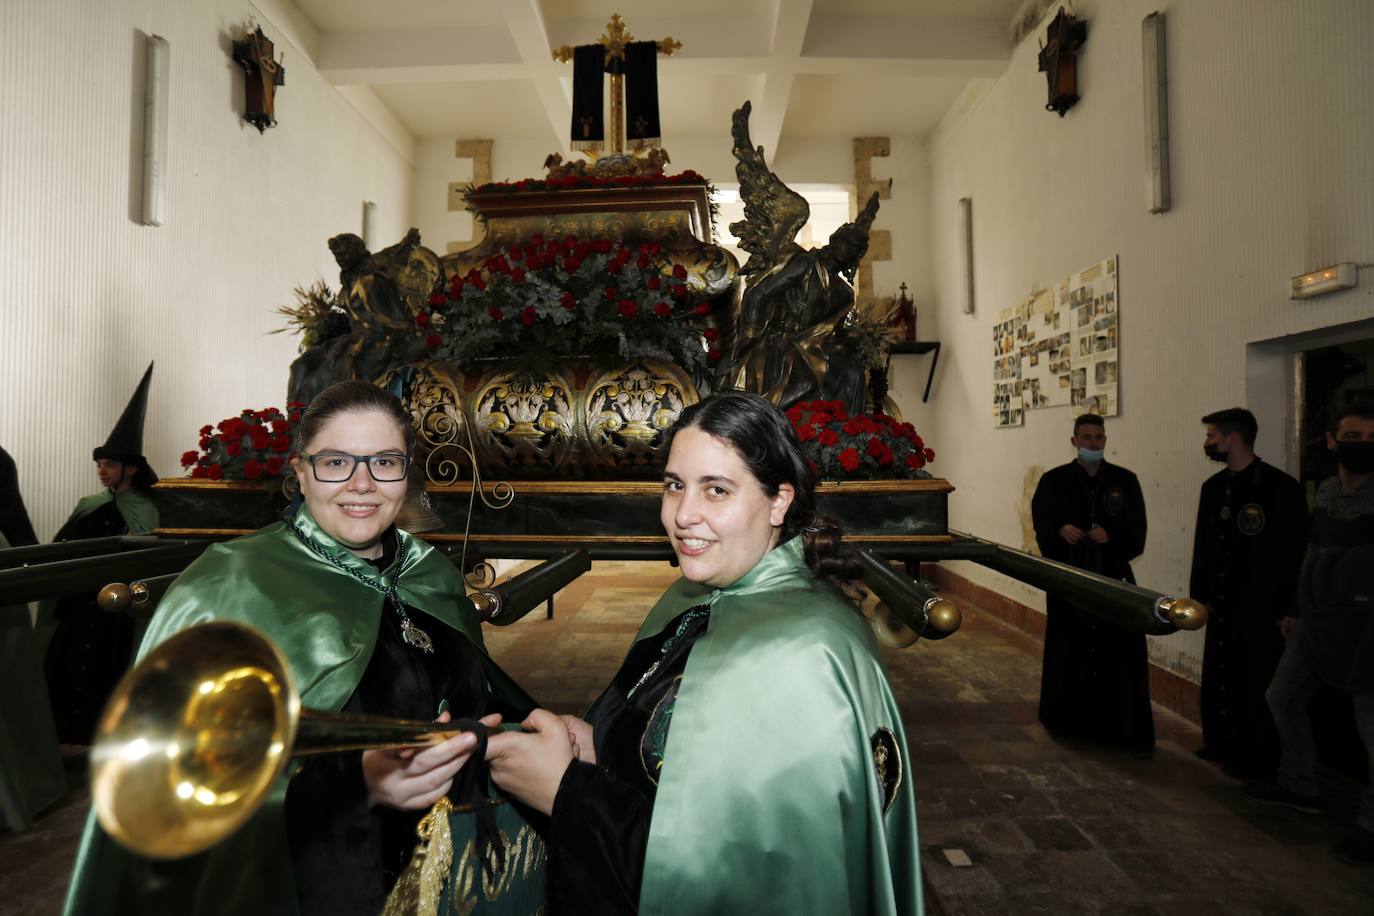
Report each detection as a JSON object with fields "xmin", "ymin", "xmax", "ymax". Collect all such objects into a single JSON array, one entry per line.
[
  {"xmin": 0, "ymin": 0, "xmax": 415, "ymax": 540},
  {"xmin": 925, "ymin": 0, "xmax": 1374, "ymax": 680}
]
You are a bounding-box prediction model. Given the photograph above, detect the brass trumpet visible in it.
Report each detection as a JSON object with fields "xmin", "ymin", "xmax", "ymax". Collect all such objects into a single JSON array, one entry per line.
[{"xmin": 90, "ymin": 620, "xmax": 474, "ymax": 860}]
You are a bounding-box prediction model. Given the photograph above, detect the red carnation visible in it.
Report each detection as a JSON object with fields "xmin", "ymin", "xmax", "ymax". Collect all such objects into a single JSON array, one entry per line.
[
  {"xmin": 190, "ymin": 465, "xmax": 208, "ymax": 478},
  {"xmin": 867, "ymin": 438, "xmax": 893, "ymax": 466},
  {"xmin": 798, "ymin": 423, "xmax": 818, "ymax": 442},
  {"xmin": 250, "ymin": 426, "xmax": 271, "ymax": 450},
  {"xmin": 905, "ymin": 453, "xmax": 924, "ymax": 470},
  {"xmin": 818, "ymin": 429, "xmax": 839, "ymax": 447},
  {"xmin": 266, "ymin": 456, "xmax": 285, "ymax": 476},
  {"xmin": 207, "ymin": 463, "xmax": 224, "ymax": 481},
  {"xmin": 522, "ymin": 306, "xmax": 538, "ymax": 326},
  {"xmin": 415, "ymin": 311, "xmax": 430, "ymax": 327},
  {"xmin": 592, "ymin": 239, "xmax": 612, "ymax": 254},
  {"xmin": 603, "ymin": 287, "xmax": 618, "ymax": 301},
  {"xmin": 270, "ymin": 434, "xmax": 292, "ymax": 453},
  {"xmin": 618, "ymin": 300, "xmax": 638, "ymax": 319},
  {"xmin": 180, "ymin": 450, "xmax": 199, "ymax": 467},
  {"xmin": 449, "ymin": 276, "xmax": 465, "ymax": 298},
  {"xmin": 560, "ymin": 292, "xmax": 577, "ymax": 310},
  {"xmin": 198, "ymin": 424, "xmax": 213, "ymax": 436},
  {"xmin": 507, "ymin": 245, "xmax": 523, "ymax": 262},
  {"xmin": 672, "ymin": 264, "xmax": 688, "ymax": 280},
  {"xmin": 703, "ymin": 327, "xmax": 719, "ymax": 342},
  {"xmin": 562, "ymin": 257, "xmax": 582, "ymax": 273},
  {"xmin": 843, "ymin": 418, "xmax": 864, "ymax": 436},
  {"xmin": 489, "ymin": 306, "xmax": 504, "ymax": 320},
  {"xmin": 673, "ymin": 284, "xmax": 689, "ymax": 299},
  {"xmin": 692, "ymin": 301, "xmax": 710, "ymax": 316},
  {"xmin": 838, "ymin": 448, "xmax": 861, "ymax": 473},
  {"xmin": 244, "ymin": 459, "xmax": 264, "ymax": 480},
  {"xmin": 924, "ymin": 447, "xmax": 936, "ymax": 461},
  {"xmin": 199, "ymin": 435, "xmax": 214, "ymax": 451},
  {"xmin": 637, "ymin": 252, "xmax": 651, "ymax": 269},
  {"xmin": 510, "ymin": 267, "xmax": 526, "ymax": 283},
  {"xmin": 607, "ymin": 258, "xmax": 625, "ymax": 275},
  {"xmin": 654, "ymin": 302, "xmax": 672, "ymax": 318},
  {"xmin": 426, "ymin": 334, "xmax": 442, "ymax": 350},
  {"xmin": 428, "ymin": 292, "xmax": 445, "ymax": 307},
  {"xmin": 225, "ymin": 439, "xmax": 244, "ymax": 458},
  {"xmin": 707, "ymin": 348, "xmax": 723, "ymax": 363},
  {"xmin": 647, "ymin": 275, "xmax": 661, "ymax": 290}
]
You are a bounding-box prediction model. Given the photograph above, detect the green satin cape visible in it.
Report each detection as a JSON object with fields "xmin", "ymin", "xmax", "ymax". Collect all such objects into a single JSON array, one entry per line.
[
  {"xmin": 62, "ymin": 505, "xmax": 532, "ymax": 916},
  {"xmin": 636, "ymin": 538, "xmax": 922, "ymax": 915},
  {"xmin": 66, "ymin": 488, "xmax": 160, "ymax": 534}
]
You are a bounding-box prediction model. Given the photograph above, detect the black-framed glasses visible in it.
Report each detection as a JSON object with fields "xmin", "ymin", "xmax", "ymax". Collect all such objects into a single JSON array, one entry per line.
[{"xmin": 300, "ymin": 451, "xmax": 410, "ymax": 483}]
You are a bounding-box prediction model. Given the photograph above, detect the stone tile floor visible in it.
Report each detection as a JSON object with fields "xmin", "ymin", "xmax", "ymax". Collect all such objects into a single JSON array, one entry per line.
[{"xmin": 4, "ymin": 560, "xmax": 1373, "ymax": 914}]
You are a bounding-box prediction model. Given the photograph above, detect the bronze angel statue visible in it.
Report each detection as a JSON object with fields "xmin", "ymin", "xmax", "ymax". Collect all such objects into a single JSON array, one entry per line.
[{"xmin": 720, "ymin": 100, "xmax": 879, "ymax": 414}]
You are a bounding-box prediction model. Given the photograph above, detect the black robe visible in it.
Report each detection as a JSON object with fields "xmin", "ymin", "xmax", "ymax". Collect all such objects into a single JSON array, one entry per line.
[
  {"xmin": 44, "ymin": 501, "xmax": 137, "ymax": 744},
  {"xmin": 1189, "ymin": 459, "xmax": 1309, "ymax": 776},
  {"xmin": 548, "ymin": 604, "xmax": 710, "ymax": 915},
  {"xmin": 282, "ymin": 537, "xmax": 532, "ymax": 916},
  {"xmin": 1031, "ymin": 460, "xmax": 1153, "ymax": 751}
]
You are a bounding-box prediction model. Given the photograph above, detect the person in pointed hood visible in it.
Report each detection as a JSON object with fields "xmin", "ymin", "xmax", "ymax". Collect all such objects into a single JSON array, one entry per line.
[{"xmin": 42, "ymin": 363, "xmax": 161, "ymax": 747}]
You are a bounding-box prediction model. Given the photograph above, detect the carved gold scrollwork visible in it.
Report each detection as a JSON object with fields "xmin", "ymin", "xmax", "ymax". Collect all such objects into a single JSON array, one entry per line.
[
  {"xmin": 583, "ymin": 360, "xmax": 698, "ymax": 472},
  {"xmin": 473, "ymin": 370, "xmax": 577, "ymax": 475}
]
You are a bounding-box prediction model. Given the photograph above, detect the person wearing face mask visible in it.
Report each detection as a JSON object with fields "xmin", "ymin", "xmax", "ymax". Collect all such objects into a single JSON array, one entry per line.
[
  {"xmin": 483, "ymin": 392, "xmax": 920, "ymax": 916},
  {"xmin": 1189, "ymin": 408, "xmax": 1309, "ymax": 778},
  {"xmin": 62, "ymin": 381, "xmax": 542, "ymax": 916},
  {"xmin": 42, "ymin": 363, "xmax": 160, "ymax": 749},
  {"xmin": 1246, "ymin": 402, "xmax": 1374, "ymax": 865},
  {"xmin": 1030, "ymin": 413, "xmax": 1153, "ymax": 757}
]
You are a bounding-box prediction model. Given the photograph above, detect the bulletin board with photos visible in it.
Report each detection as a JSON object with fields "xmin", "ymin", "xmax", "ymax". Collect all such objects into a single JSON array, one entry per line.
[{"xmin": 992, "ymin": 255, "xmax": 1118, "ymax": 428}]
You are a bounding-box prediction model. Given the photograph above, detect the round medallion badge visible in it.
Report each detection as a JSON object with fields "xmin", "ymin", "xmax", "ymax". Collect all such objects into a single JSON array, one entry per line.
[
  {"xmin": 1102, "ymin": 487, "xmax": 1125, "ymax": 515},
  {"xmin": 1237, "ymin": 503, "xmax": 1266, "ymax": 536}
]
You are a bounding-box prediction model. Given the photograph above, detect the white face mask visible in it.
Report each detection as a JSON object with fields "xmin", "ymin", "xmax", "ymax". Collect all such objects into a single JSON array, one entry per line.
[{"xmin": 1077, "ymin": 447, "xmax": 1104, "ymax": 464}]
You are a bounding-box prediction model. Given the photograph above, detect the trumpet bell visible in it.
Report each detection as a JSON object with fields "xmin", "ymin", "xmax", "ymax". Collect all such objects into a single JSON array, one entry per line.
[{"xmin": 90, "ymin": 621, "xmax": 299, "ymax": 859}]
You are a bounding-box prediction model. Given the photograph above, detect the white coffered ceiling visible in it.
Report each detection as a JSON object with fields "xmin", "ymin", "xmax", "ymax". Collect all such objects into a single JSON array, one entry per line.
[{"xmin": 290, "ymin": 0, "xmax": 1024, "ymax": 149}]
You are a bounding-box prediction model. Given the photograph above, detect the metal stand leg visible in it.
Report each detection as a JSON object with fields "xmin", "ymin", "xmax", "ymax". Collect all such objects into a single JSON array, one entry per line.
[{"xmin": 546, "ymin": 596, "xmax": 554, "ymax": 620}]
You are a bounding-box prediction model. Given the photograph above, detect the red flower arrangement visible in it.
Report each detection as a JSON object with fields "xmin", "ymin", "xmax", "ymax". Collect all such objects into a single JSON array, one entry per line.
[
  {"xmin": 181, "ymin": 404, "xmax": 303, "ymax": 480},
  {"xmin": 786, "ymin": 400, "xmax": 935, "ymax": 481},
  {"xmin": 421, "ymin": 233, "xmax": 718, "ymax": 376}
]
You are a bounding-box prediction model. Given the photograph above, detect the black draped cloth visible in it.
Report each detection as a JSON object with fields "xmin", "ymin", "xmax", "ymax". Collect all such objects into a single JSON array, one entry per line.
[
  {"xmin": 1190, "ymin": 459, "xmax": 1308, "ymax": 776},
  {"xmin": 282, "ymin": 535, "xmax": 527, "ymax": 916},
  {"xmin": 570, "ymin": 44, "xmax": 605, "ymax": 150},
  {"xmin": 44, "ymin": 501, "xmax": 136, "ymax": 744},
  {"xmin": 624, "ymin": 41, "xmax": 661, "ymax": 144},
  {"xmin": 548, "ymin": 604, "xmax": 711, "ymax": 915},
  {"xmin": 0, "ymin": 446, "xmax": 37, "ymax": 548},
  {"xmin": 1031, "ymin": 460, "xmax": 1153, "ymax": 752}
]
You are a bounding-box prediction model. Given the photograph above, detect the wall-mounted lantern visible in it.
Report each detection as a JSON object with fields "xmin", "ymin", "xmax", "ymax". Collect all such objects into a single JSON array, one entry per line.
[{"xmin": 1037, "ymin": 9, "xmax": 1088, "ymax": 117}]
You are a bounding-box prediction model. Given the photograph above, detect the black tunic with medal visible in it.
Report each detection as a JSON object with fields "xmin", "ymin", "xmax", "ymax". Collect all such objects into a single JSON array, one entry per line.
[
  {"xmin": 1189, "ymin": 459, "xmax": 1308, "ymax": 775},
  {"xmin": 547, "ymin": 604, "xmax": 711, "ymax": 915},
  {"xmin": 1031, "ymin": 460, "xmax": 1153, "ymax": 751},
  {"xmin": 282, "ymin": 532, "xmax": 529, "ymax": 916}
]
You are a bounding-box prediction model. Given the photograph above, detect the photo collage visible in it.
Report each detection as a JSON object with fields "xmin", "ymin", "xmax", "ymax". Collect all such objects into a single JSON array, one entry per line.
[{"xmin": 992, "ymin": 255, "xmax": 1120, "ymax": 428}]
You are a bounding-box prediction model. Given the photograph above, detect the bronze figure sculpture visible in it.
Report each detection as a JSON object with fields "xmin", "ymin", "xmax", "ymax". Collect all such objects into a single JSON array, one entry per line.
[{"xmin": 721, "ymin": 101, "xmax": 879, "ymax": 414}]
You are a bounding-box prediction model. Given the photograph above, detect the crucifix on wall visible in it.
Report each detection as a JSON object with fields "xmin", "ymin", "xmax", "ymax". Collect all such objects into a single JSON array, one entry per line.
[{"xmin": 553, "ymin": 14, "xmax": 680, "ymax": 157}]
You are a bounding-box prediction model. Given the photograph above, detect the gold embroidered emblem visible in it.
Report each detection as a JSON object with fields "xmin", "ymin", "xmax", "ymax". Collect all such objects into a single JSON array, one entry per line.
[
  {"xmin": 870, "ymin": 727, "xmax": 903, "ymax": 815},
  {"xmin": 1237, "ymin": 503, "xmax": 1266, "ymax": 536}
]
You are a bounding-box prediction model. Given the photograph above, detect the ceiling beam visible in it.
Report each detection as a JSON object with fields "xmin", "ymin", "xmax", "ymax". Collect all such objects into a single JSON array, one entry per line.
[
  {"xmin": 751, "ymin": 0, "xmax": 813, "ymax": 164},
  {"xmin": 498, "ymin": 0, "xmax": 572, "ymax": 155},
  {"xmin": 317, "ymin": 26, "xmax": 522, "ymax": 85}
]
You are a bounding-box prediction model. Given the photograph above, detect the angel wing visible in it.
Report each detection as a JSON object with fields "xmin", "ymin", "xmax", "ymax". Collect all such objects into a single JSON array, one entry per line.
[{"xmin": 730, "ymin": 101, "xmax": 809, "ymax": 276}]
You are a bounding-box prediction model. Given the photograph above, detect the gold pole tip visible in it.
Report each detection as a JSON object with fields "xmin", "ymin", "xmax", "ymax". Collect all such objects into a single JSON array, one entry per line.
[
  {"xmin": 925, "ymin": 598, "xmax": 962, "ymax": 635},
  {"xmin": 1165, "ymin": 597, "xmax": 1207, "ymax": 630},
  {"xmin": 97, "ymin": 583, "xmax": 133, "ymax": 614}
]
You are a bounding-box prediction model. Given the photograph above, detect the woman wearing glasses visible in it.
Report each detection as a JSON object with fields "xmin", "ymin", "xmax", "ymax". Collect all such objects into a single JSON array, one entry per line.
[{"xmin": 63, "ymin": 381, "xmax": 539, "ymax": 916}]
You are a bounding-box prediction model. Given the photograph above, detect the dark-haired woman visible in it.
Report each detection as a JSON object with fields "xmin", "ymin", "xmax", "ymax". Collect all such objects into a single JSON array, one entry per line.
[
  {"xmin": 63, "ymin": 381, "xmax": 540, "ymax": 916},
  {"xmin": 487, "ymin": 391, "xmax": 921, "ymax": 915}
]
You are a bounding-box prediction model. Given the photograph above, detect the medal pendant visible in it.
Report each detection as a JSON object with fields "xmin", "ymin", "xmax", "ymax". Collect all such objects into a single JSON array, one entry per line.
[
  {"xmin": 1219, "ymin": 506, "xmax": 1231, "ymax": 520},
  {"xmin": 401, "ymin": 618, "xmax": 434, "ymax": 653}
]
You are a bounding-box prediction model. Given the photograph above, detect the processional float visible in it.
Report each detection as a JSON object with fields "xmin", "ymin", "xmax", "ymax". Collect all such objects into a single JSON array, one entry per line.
[{"xmin": 2, "ymin": 14, "xmax": 1203, "ymax": 857}]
